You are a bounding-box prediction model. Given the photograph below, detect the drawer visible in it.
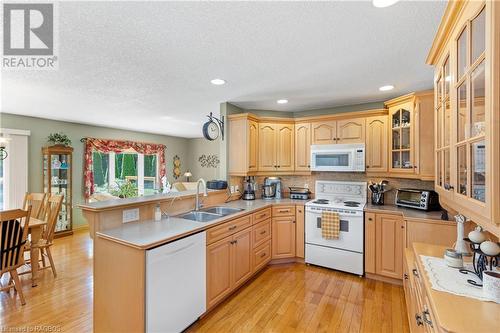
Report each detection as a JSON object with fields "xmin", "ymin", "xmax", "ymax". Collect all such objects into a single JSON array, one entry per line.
[
  {"xmin": 252, "ymin": 208, "xmax": 272, "ymax": 225},
  {"xmin": 207, "ymin": 215, "xmax": 252, "ymax": 245},
  {"xmin": 253, "ymin": 240, "xmax": 271, "ymax": 272},
  {"xmin": 252, "ymin": 219, "xmax": 271, "ymax": 248},
  {"xmin": 272, "ymin": 205, "xmax": 295, "ymax": 217}
]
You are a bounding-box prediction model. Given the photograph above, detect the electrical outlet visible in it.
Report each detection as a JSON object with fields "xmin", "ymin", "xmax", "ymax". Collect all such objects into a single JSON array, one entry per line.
[
  {"xmin": 123, "ymin": 208, "xmax": 139, "ymax": 223},
  {"xmin": 304, "ymin": 183, "xmax": 309, "ymax": 189},
  {"xmin": 230, "ymin": 185, "xmax": 235, "ymax": 193},
  {"xmin": 235, "ymin": 185, "xmax": 239, "ymax": 192}
]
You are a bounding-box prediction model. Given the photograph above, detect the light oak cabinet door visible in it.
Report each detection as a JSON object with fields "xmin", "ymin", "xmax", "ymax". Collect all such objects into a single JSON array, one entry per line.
[
  {"xmin": 248, "ymin": 120, "xmax": 259, "ymax": 171},
  {"xmin": 364, "ymin": 212, "xmax": 376, "ymax": 274},
  {"xmin": 295, "ymin": 206, "xmax": 305, "ymax": 258},
  {"xmin": 375, "ymin": 214, "xmax": 405, "ymax": 279},
  {"xmin": 366, "ymin": 116, "xmax": 388, "ymax": 172},
  {"xmin": 276, "ymin": 124, "xmax": 294, "ymax": 171},
  {"xmin": 295, "ymin": 123, "xmax": 311, "ymax": 171},
  {"xmin": 312, "ymin": 121, "xmax": 337, "ymax": 144},
  {"xmin": 272, "ymin": 217, "xmax": 296, "ymax": 259},
  {"xmin": 337, "ymin": 118, "xmax": 365, "ymax": 143},
  {"xmin": 231, "ymin": 228, "xmax": 253, "ymax": 288},
  {"xmin": 206, "ymin": 237, "xmax": 232, "ymax": 308},
  {"xmin": 388, "ymin": 101, "xmax": 416, "ymax": 174},
  {"xmin": 258, "ymin": 123, "xmax": 277, "ymax": 171}
]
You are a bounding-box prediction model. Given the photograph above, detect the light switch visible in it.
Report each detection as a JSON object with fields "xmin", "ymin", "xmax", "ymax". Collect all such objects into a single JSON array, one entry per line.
[{"xmin": 123, "ymin": 208, "xmax": 139, "ymax": 223}]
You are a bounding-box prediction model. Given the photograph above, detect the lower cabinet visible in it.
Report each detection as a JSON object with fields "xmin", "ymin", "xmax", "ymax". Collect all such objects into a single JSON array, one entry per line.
[
  {"xmin": 364, "ymin": 212, "xmax": 405, "ymax": 279},
  {"xmin": 272, "ymin": 216, "xmax": 296, "ymax": 259},
  {"xmin": 206, "ymin": 227, "xmax": 252, "ymax": 309}
]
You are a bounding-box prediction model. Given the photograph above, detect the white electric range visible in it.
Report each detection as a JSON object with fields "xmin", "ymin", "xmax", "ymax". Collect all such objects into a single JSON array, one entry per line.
[{"xmin": 305, "ymin": 180, "xmax": 367, "ymax": 276}]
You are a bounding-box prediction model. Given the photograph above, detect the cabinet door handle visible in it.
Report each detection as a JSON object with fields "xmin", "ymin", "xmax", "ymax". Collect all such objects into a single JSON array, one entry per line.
[
  {"xmin": 260, "ymin": 230, "xmax": 266, "ymax": 235},
  {"xmin": 404, "ymin": 273, "xmax": 408, "ymax": 280},
  {"xmin": 292, "ymin": 220, "xmax": 296, "ymax": 224},
  {"xmin": 277, "ymin": 165, "xmax": 281, "ymax": 168},
  {"xmin": 260, "ymin": 252, "xmax": 266, "ymax": 258},
  {"xmin": 259, "ymin": 213, "xmax": 267, "ymax": 218},
  {"xmin": 412, "ymin": 268, "xmax": 419, "ymax": 278},
  {"xmin": 228, "ymin": 225, "xmax": 237, "ymax": 231},
  {"xmin": 422, "ymin": 310, "xmax": 433, "ymax": 327},
  {"xmin": 230, "ymin": 240, "xmax": 236, "ymax": 245},
  {"xmin": 368, "ymin": 218, "xmax": 373, "ymax": 221},
  {"xmin": 415, "ymin": 314, "xmax": 423, "ymax": 326}
]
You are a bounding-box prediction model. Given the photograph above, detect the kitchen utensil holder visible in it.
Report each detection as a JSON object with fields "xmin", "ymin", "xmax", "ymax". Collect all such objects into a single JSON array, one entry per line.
[{"xmin": 371, "ymin": 192, "xmax": 384, "ymax": 205}]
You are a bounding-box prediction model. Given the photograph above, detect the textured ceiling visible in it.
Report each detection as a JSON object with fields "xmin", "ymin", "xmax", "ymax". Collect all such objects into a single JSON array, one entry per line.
[{"xmin": 1, "ymin": 1, "xmax": 446, "ymax": 138}]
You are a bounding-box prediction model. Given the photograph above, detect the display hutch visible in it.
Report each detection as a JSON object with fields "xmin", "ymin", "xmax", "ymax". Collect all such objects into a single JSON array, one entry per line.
[
  {"xmin": 428, "ymin": 0, "xmax": 499, "ymax": 236},
  {"xmin": 43, "ymin": 145, "xmax": 74, "ymax": 236}
]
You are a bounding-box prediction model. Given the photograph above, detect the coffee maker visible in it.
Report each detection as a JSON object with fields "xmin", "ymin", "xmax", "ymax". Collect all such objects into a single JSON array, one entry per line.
[
  {"xmin": 242, "ymin": 176, "xmax": 256, "ymax": 200},
  {"xmin": 262, "ymin": 177, "xmax": 282, "ymax": 200}
]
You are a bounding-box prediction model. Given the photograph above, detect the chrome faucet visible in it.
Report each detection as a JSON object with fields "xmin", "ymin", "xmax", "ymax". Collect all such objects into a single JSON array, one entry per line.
[{"xmin": 195, "ymin": 178, "xmax": 208, "ymax": 211}]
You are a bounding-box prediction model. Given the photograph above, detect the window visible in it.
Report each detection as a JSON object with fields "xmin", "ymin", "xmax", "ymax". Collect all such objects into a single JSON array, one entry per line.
[{"xmin": 92, "ymin": 150, "xmax": 159, "ymax": 197}]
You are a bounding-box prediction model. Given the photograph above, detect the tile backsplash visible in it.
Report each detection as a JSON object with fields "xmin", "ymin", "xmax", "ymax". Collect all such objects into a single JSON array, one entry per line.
[{"xmin": 231, "ymin": 173, "xmax": 434, "ymax": 204}]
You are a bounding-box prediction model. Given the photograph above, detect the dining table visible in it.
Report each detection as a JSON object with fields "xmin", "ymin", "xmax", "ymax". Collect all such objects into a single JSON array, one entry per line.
[{"xmin": 22, "ymin": 217, "xmax": 47, "ymax": 287}]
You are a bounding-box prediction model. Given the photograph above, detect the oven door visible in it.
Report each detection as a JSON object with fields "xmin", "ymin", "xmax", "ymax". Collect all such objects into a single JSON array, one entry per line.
[
  {"xmin": 310, "ymin": 150, "xmax": 354, "ymax": 172},
  {"xmin": 305, "ymin": 209, "xmax": 363, "ymax": 253}
]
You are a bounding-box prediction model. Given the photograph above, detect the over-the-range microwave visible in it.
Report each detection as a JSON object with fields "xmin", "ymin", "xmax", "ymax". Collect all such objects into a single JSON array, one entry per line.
[{"xmin": 310, "ymin": 143, "xmax": 365, "ymax": 172}]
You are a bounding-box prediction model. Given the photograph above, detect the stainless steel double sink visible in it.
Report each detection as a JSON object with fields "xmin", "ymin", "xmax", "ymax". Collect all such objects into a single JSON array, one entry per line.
[{"xmin": 176, "ymin": 206, "xmax": 244, "ymax": 222}]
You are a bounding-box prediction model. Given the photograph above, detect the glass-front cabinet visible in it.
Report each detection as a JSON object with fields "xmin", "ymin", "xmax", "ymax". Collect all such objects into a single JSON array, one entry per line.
[
  {"xmin": 429, "ymin": 1, "xmax": 499, "ymax": 235},
  {"xmin": 387, "ymin": 98, "xmax": 415, "ymax": 174},
  {"xmin": 43, "ymin": 145, "xmax": 74, "ymax": 236}
]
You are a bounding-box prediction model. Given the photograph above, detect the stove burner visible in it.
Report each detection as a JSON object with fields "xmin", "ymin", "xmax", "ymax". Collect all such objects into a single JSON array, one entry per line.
[
  {"xmin": 312, "ymin": 199, "xmax": 329, "ymax": 204},
  {"xmin": 344, "ymin": 201, "xmax": 361, "ymax": 207}
]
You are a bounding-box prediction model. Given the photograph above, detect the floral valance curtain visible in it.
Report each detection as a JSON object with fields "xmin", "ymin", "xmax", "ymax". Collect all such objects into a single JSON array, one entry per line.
[{"xmin": 83, "ymin": 138, "xmax": 166, "ymax": 199}]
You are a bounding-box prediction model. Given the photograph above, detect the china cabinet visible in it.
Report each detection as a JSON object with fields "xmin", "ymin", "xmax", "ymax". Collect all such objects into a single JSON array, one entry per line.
[
  {"xmin": 42, "ymin": 145, "xmax": 73, "ymax": 236},
  {"xmin": 428, "ymin": 0, "xmax": 499, "ymax": 236}
]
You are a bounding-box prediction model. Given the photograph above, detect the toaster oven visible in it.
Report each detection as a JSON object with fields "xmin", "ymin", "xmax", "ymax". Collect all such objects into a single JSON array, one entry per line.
[{"xmin": 395, "ymin": 189, "xmax": 440, "ymax": 211}]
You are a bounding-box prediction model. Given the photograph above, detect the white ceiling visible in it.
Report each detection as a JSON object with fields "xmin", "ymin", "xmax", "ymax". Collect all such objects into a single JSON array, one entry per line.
[{"xmin": 1, "ymin": 1, "xmax": 446, "ymax": 138}]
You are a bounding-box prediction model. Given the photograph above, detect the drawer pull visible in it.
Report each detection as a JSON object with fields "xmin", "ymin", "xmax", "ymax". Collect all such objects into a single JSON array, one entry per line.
[
  {"xmin": 404, "ymin": 273, "xmax": 408, "ymax": 280},
  {"xmin": 412, "ymin": 268, "xmax": 419, "ymax": 278},
  {"xmin": 228, "ymin": 225, "xmax": 237, "ymax": 231},
  {"xmin": 260, "ymin": 252, "xmax": 266, "ymax": 258},
  {"xmin": 278, "ymin": 209, "xmax": 290, "ymax": 213},
  {"xmin": 259, "ymin": 213, "xmax": 267, "ymax": 218},
  {"xmin": 422, "ymin": 310, "xmax": 433, "ymax": 327},
  {"xmin": 260, "ymin": 230, "xmax": 266, "ymax": 235},
  {"xmin": 415, "ymin": 314, "xmax": 423, "ymax": 326}
]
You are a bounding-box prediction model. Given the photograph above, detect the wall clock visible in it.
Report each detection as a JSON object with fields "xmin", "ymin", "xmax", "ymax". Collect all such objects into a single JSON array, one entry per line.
[{"xmin": 202, "ymin": 112, "xmax": 225, "ymax": 141}]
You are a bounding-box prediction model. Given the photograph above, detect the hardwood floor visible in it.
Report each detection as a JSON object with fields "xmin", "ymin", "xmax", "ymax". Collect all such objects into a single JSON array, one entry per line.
[{"xmin": 1, "ymin": 231, "xmax": 409, "ymax": 333}]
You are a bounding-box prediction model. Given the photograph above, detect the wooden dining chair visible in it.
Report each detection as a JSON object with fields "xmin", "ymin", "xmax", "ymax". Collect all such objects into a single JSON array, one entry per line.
[
  {"xmin": 0, "ymin": 207, "xmax": 32, "ymax": 305},
  {"xmin": 23, "ymin": 194, "xmax": 63, "ymax": 278},
  {"xmin": 22, "ymin": 192, "xmax": 47, "ymax": 220}
]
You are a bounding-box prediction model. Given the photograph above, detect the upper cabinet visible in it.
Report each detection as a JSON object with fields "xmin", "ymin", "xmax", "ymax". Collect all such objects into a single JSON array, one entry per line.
[
  {"xmin": 428, "ymin": 1, "xmax": 499, "ymax": 236},
  {"xmin": 384, "ymin": 92, "xmax": 435, "ymax": 180},
  {"xmin": 258, "ymin": 123, "xmax": 294, "ymax": 172},
  {"xmin": 312, "ymin": 121, "xmax": 337, "ymax": 144},
  {"xmin": 337, "ymin": 118, "xmax": 365, "ymax": 144},
  {"xmin": 366, "ymin": 116, "xmax": 388, "ymax": 172},
  {"xmin": 295, "ymin": 123, "xmax": 311, "ymax": 171},
  {"xmin": 311, "ymin": 118, "xmax": 365, "ymax": 144},
  {"xmin": 228, "ymin": 115, "xmax": 259, "ymax": 176}
]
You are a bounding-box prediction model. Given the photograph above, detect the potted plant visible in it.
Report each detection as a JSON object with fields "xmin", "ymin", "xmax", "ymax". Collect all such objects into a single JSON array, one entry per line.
[{"xmin": 47, "ymin": 132, "xmax": 72, "ymax": 147}]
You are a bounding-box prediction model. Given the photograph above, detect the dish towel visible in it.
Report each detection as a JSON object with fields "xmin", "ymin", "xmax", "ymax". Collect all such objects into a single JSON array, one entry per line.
[{"xmin": 321, "ymin": 211, "xmax": 340, "ymax": 239}]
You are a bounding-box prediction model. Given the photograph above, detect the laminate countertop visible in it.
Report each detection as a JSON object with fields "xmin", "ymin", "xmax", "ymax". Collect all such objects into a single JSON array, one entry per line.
[
  {"xmin": 96, "ymin": 198, "xmax": 306, "ymax": 250},
  {"xmin": 364, "ymin": 204, "xmax": 453, "ymax": 222}
]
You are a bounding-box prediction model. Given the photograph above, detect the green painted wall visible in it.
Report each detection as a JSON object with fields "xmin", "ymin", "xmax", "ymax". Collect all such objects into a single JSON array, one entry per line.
[{"xmin": 0, "ymin": 113, "xmax": 191, "ymax": 229}]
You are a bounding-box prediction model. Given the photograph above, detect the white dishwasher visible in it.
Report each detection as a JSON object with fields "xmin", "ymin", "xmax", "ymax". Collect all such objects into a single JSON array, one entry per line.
[{"xmin": 146, "ymin": 231, "xmax": 206, "ymax": 333}]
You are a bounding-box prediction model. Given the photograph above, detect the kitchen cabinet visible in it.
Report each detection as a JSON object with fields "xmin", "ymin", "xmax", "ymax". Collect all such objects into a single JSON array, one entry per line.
[
  {"xmin": 364, "ymin": 212, "xmax": 376, "ymax": 274},
  {"xmin": 295, "ymin": 205, "xmax": 305, "ymax": 259},
  {"xmin": 429, "ymin": 0, "xmax": 500, "ymax": 236},
  {"xmin": 228, "ymin": 115, "xmax": 259, "ymax": 176},
  {"xmin": 311, "ymin": 118, "xmax": 365, "ymax": 145},
  {"xmin": 272, "ymin": 216, "xmax": 296, "ymax": 259},
  {"xmin": 366, "ymin": 116, "xmax": 388, "ymax": 172},
  {"xmin": 312, "ymin": 120, "xmax": 336, "ymax": 144},
  {"xmin": 337, "ymin": 118, "xmax": 365, "ymax": 143},
  {"xmin": 385, "ymin": 92, "xmax": 435, "ymax": 180},
  {"xmin": 258, "ymin": 123, "xmax": 294, "ymax": 172},
  {"xmin": 375, "ymin": 213, "xmax": 405, "ymax": 279},
  {"xmin": 207, "ymin": 227, "xmax": 253, "ymax": 309},
  {"xmin": 294, "ymin": 122, "xmax": 311, "ymax": 171}
]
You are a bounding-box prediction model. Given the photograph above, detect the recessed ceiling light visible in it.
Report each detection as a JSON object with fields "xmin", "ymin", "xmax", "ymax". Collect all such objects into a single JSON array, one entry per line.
[
  {"xmin": 277, "ymin": 99, "xmax": 288, "ymax": 104},
  {"xmin": 379, "ymin": 85, "xmax": 394, "ymax": 92},
  {"xmin": 210, "ymin": 78, "xmax": 226, "ymax": 85},
  {"xmin": 372, "ymin": 0, "xmax": 400, "ymax": 8}
]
